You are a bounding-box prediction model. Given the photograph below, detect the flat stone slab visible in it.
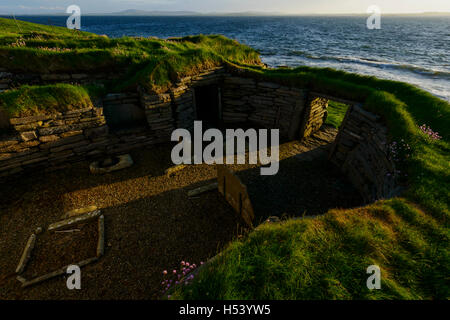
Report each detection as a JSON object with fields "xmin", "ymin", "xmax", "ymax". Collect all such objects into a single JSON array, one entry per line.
[
  {"xmin": 48, "ymin": 210, "xmax": 101, "ymax": 231},
  {"xmin": 187, "ymin": 183, "xmax": 218, "ymax": 197},
  {"xmin": 61, "ymin": 205, "xmax": 98, "ymax": 219},
  {"xmin": 15, "ymin": 234, "xmax": 36, "ymax": 274},
  {"xmin": 21, "ymin": 257, "xmax": 99, "ymax": 288}
]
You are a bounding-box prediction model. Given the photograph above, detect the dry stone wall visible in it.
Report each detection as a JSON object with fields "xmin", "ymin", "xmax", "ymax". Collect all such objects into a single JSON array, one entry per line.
[
  {"xmin": 0, "ymin": 105, "xmax": 108, "ymax": 178},
  {"xmin": 92, "ymin": 92, "xmax": 173, "ymax": 155},
  {"xmin": 170, "ymin": 85, "xmax": 195, "ymax": 131},
  {"xmin": 140, "ymin": 91, "xmax": 175, "ymax": 142},
  {"xmin": 299, "ymin": 96, "xmax": 328, "ymax": 139},
  {"xmin": 0, "ymin": 69, "xmax": 12, "ymax": 93},
  {"xmin": 0, "ymin": 69, "xmax": 122, "ymax": 90},
  {"xmin": 222, "ymin": 76, "xmax": 307, "ymax": 139},
  {"xmin": 0, "ymin": 66, "xmax": 400, "ymax": 204},
  {"xmin": 329, "ymin": 104, "xmax": 399, "ymax": 203}
]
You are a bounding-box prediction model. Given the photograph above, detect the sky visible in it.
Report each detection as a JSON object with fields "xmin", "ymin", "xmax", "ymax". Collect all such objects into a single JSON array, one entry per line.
[{"xmin": 1, "ymin": 0, "xmax": 450, "ymax": 15}]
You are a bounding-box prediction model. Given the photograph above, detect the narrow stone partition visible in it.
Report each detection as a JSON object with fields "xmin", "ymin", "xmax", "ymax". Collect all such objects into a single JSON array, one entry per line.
[
  {"xmin": 329, "ymin": 104, "xmax": 399, "ymax": 203},
  {"xmin": 298, "ymin": 96, "xmax": 329, "ymax": 139},
  {"xmin": 140, "ymin": 91, "xmax": 175, "ymax": 142}
]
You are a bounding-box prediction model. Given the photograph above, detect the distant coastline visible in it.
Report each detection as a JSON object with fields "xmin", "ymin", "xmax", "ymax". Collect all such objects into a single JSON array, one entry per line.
[{"xmin": 1, "ymin": 10, "xmax": 449, "ymax": 17}]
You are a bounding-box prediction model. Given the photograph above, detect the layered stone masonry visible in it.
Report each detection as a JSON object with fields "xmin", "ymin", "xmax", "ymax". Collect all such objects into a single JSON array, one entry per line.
[
  {"xmin": 103, "ymin": 92, "xmax": 173, "ymax": 155},
  {"xmin": 0, "ymin": 69, "xmax": 122, "ymax": 90},
  {"xmin": 299, "ymin": 97, "xmax": 328, "ymax": 139},
  {"xmin": 329, "ymin": 104, "xmax": 399, "ymax": 203},
  {"xmin": 0, "ymin": 66, "xmax": 401, "ymax": 205},
  {"xmin": 139, "ymin": 68, "xmax": 225, "ymax": 134},
  {"xmin": 0, "ymin": 97, "xmax": 174, "ymax": 179},
  {"xmin": 222, "ymin": 76, "xmax": 307, "ymax": 139},
  {"xmin": 0, "ymin": 105, "xmax": 108, "ymax": 178},
  {"xmin": 0, "ymin": 69, "xmax": 12, "ymax": 93},
  {"xmin": 139, "ymin": 91, "xmax": 174, "ymax": 141}
]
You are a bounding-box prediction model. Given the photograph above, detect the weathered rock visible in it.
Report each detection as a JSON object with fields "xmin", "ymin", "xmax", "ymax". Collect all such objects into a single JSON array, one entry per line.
[
  {"xmin": 20, "ymin": 131, "xmax": 37, "ymax": 142},
  {"xmin": 39, "ymin": 135, "xmax": 59, "ymax": 143},
  {"xmin": 165, "ymin": 164, "xmax": 187, "ymax": 177},
  {"xmin": 84, "ymin": 125, "xmax": 109, "ymax": 139},
  {"xmin": 329, "ymin": 104, "xmax": 399, "ymax": 203},
  {"xmin": 265, "ymin": 216, "xmax": 281, "ymax": 223},
  {"xmin": 187, "ymin": 183, "xmax": 218, "ymax": 197},
  {"xmin": 89, "ymin": 154, "xmax": 133, "ymax": 174},
  {"xmin": 97, "ymin": 215, "xmax": 105, "ymax": 257},
  {"xmin": 62, "ymin": 206, "xmax": 98, "ymax": 220},
  {"xmin": 9, "ymin": 115, "xmax": 51, "ymax": 125},
  {"xmin": 48, "ymin": 210, "xmax": 101, "ymax": 231},
  {"xmin": 16, "ymin": 234, "xmax": 36, "ymax": 274}
]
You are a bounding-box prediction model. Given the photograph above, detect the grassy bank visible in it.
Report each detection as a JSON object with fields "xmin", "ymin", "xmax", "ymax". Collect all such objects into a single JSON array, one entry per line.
[
  {"xmin": 173, "ymin": 199, "xmax": 448, "ymax": 299},
  {"xmin": 0, "ymin": 17, "xmax": 261, "ymax": 92},
  {"xmin": 0, "ymin": 84, "xmax": 101, "ymax": 117},
  {"xmin": 0, "ymin": 18, "xmax": 449, "ymax": 300}
]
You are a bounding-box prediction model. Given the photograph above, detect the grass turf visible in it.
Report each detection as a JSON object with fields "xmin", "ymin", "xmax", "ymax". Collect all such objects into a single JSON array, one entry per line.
[
  {"xmin": 0, "ymin": 17, "xmax": 449, "ymax": 300},
  {"xmin": 0, "ymin": 84, "xmax": 100, "ymax": 117},
  {"xmin": 325, "ymin": 100, "xmax": 349, "ymax": 129},
  {"xmin": 0, "ymin": 17, "xmax": 261, "ymax": 89},
  {"xmin": 173, "ymin": 199, "xmax": 448, "ymax": 299}
]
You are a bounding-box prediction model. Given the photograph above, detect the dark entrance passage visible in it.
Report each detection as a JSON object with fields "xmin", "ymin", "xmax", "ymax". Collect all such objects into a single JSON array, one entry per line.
[
  {"xmin": 104, "ymin": 102, "xmax": 148, "ymax": 132},
  {"xmin": 195, "ymin": 85, "xmax": 221, "ymax": 129}
]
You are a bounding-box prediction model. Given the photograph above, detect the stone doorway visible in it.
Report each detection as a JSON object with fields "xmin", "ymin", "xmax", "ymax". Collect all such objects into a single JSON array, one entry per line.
[{"xmin": 194, "ymin": 84, "xmax": 222, "ymax": 129}]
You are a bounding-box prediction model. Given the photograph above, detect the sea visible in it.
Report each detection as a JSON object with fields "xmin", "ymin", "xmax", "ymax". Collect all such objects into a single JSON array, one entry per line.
[{"xmin": 6, "ymin": 15, "xmax": 450, "ymax": 101}]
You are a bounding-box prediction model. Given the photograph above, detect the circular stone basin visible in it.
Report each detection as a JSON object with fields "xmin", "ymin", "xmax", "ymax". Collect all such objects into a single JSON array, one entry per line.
[
  {"xmin": 90, "ymin": 154, "xmax": 134, "ymax": 174},
  {"xmin": 99, "ymin": 156, "xmax": 120, "ymax": 168}
]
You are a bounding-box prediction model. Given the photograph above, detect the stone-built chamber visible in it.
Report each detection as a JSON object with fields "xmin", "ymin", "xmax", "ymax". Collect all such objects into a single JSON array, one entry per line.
[{"xmin": 0, "ymin": 66, "xmax": 400, "ymax": 203}]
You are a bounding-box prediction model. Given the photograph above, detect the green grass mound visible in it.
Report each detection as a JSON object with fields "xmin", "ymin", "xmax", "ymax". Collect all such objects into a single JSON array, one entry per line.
[
  {"xmin": 0, "ymin": 17, "xmax": 261, "ymax": 92},
  {"xmin": 172, "ymin": 199, "xmax": 449, "ymax": 300},
  {"xmin": 0, "ymin": 84, "xmax": 100, "ymax": 117}
]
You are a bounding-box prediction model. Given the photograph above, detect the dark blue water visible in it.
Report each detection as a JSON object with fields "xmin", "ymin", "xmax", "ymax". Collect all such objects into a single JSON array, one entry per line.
[{"xmin": 7, "ymin": 15, "xmax": 450, "ymax": 101}]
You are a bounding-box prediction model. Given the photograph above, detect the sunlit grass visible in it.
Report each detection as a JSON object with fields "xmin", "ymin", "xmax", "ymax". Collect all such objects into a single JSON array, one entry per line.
[
  {"xmin": 325, "ymin": 100, "xmax": 349, "ymax": 128},
  {"xmin": 172, "ymin": 199, "xmax": 449, "ymax": 300}
]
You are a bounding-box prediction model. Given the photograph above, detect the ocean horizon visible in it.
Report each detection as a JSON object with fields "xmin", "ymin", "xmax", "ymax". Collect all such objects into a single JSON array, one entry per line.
[{"xmin": 4, "ymin": 15, "xmax": 450, "ymax": 101}]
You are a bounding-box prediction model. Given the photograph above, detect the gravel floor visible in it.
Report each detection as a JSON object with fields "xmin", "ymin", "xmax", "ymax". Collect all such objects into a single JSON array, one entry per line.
[
  {"xmin": 0, "ymin": 125, "xmax": 362, "ymax": 299},
  {"xmin": 0, "ymin": 143, "xmax": 244, "ymax": 299},
  {"xmin": 22, "ymin": 220, "xmax": 98, "ymax": 280}
]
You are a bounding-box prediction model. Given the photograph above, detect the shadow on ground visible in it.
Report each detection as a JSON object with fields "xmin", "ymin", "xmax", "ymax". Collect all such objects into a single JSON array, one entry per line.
[{"xmin": 0, "ymin": 126, "xmax": 363, "ymax": 299}]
